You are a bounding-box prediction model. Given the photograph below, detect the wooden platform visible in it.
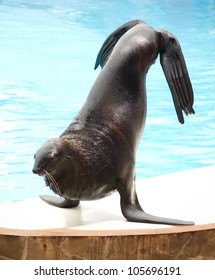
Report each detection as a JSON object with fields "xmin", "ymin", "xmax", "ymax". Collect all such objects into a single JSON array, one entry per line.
[{"xmin": 0, "ymin": 166, "xmax": 214, "ymax": 260}]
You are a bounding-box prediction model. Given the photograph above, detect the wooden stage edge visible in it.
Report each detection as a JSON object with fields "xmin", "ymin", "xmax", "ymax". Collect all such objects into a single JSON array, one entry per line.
[
  {"xmin": 0, "ymin": 224, "xmax": 215, "ymax": 260},
  {"xmin": 0, "ymin": 222, "xmax": 215, "ymax": 237}
]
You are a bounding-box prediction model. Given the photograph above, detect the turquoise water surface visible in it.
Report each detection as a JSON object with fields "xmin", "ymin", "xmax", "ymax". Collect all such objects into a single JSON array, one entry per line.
[{"xmin": 0, "ymin": 0, "xmax": 215, "ymax": 203}]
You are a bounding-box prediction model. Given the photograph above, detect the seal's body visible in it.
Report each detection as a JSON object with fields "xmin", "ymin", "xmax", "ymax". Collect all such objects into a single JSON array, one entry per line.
[{"xmin": 33, "ymin": 20, "xmax": 195, "ymax": 225}]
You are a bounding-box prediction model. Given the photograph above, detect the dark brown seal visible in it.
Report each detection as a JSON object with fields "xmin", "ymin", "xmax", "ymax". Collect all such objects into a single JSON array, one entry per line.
[{"xmin": 33, "ymin": 20, "xmax": 195, "ymax": 225}]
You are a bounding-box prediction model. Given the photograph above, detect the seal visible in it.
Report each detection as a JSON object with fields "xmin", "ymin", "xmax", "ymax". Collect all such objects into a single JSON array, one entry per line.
[{"xmin": 33, "ymin": 20, "xmax": 195, "ymax": 225}]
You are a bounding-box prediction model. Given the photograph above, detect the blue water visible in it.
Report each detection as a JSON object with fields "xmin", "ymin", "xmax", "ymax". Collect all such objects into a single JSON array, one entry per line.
[{"xmin": 0, "ymin": 0, "xmax": 215, "ymax": 204}]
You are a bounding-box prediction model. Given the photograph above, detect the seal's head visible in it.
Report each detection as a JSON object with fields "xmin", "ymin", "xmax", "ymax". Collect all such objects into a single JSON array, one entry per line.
[
  {"xmin": 32, "ymin": 138, "xmax": 65, "ymax": 174},
  {"xmin": 32, "ymin": 138, "xmax": 73, "ymax": 196}
]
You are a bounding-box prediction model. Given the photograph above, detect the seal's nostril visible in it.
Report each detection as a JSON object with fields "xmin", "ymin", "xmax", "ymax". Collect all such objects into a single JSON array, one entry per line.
[
  {"xmin": 32, "ymin": 167, "xmax": 41, "ymax": 174},
  {"xmin": 32, "ymin": 168, "xmax": 37, "ymax": 174}
]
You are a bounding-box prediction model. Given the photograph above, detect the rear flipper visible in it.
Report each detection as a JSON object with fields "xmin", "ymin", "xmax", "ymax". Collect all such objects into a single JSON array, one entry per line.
[
  {"xmin": 40, "ymin": 195, "xmax": 80, "ymax": 208},
  {"xmin": 122, "ymin": 199, "xmax": 194, "ymax": 225},
  {"xmin": 118, "ymin": 179, "xmax": 194, "ymax": 226}
]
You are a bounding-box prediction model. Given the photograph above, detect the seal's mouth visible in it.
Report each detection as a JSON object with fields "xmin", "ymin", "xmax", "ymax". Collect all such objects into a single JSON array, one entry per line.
[{"xmin": 32, "ymin": 165, "xmax": 48, "ymax": 177}]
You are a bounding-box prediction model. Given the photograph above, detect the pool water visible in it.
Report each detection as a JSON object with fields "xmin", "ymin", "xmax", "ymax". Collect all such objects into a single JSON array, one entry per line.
[{"xmin": 0, "ymin": 0, "xmax": 215, "ymax": 204}]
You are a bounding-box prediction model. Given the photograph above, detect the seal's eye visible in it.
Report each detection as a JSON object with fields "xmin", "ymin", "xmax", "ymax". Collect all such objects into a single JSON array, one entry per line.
[
  {"xmin": 169, "ymin": 38, "xmax": 176, "ymax": 46},
  {"xmin": 159, "ymin": 33, "xmax": 165, "ymax": 44},
  {"xmin": 53, "ymin": 150, "xmax": 63, "ymax": 158},
  {"xmin": 48, "ymin": 151, "xmax": 57, "ymax": 160},
  {"xmin": 47, "ymin": 155, "xmax": 54, "ymax": 162}
]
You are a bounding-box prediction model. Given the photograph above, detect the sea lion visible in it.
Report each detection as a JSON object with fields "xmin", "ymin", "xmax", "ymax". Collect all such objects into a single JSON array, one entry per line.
[{"xmin": 33, "ymin": 20, "xmax": 195, "ymax": 225}]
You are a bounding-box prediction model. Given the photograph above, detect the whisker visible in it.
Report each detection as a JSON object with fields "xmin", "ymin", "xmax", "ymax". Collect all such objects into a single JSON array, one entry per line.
[
  {"xmin": 46, "ymin": 173, "xmax": 61, "ymax": 196},
  {"xmin": 43, "ymin": 170, "xmax": 62, "ymax": 196},
  {"xmin": 43, "ymin": 171, "xmax": 51, "ymax": 186},
  {"xmin": 42, "ymin": 171, "xmax": 53, "ymax": 190}
]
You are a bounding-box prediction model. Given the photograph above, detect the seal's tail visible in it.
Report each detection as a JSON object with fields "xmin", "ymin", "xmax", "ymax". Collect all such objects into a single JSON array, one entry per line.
[
  {"xmin": 94, "ymin": 20, "xmax": 143, "ymax": 69},
  {"xmin": 159, "ymin": 30, "xmax": 195, "ymax": 124}
]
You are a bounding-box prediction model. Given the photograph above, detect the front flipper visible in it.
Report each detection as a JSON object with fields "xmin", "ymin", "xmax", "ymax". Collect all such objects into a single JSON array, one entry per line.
[
  {"xmin": 117, "ymin": 179, "xmax": 194, "ymax": 226},
  {"xmin": 40, "ymin": 195, "xmax": 80, "ymax": 208}
]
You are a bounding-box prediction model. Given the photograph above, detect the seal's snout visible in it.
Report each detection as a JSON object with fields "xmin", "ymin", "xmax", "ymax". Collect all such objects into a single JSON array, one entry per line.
[
  {"xmin": 32, "ymin": 167, "xmax": 38, "ymax": 174},
  {"xmin": 32, "ymin": 166, "xmax": 42, "ymax": 175}
]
